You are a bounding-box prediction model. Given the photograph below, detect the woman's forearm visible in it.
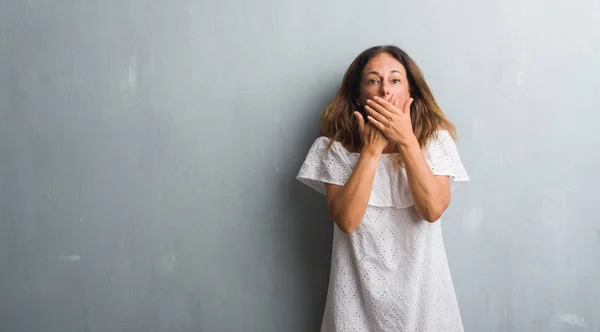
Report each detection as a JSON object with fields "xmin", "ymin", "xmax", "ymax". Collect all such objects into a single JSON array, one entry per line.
[
  {"xmin": 326, "ymin": 149, "xmax": 381, "ymax": 233},
  {"xmin": 400, "ymin": 139, "xmax": 450, "ymax": 222}
]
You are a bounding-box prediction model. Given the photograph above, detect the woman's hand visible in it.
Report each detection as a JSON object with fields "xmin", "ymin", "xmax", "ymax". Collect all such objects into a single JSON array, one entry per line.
[
  {"xmin": 364, "ymin": 96, "xmax": 417, "ymax": 147},
  {"xmin": 353, "ymin": 96, "xmax": 394, "ymax": 155}
]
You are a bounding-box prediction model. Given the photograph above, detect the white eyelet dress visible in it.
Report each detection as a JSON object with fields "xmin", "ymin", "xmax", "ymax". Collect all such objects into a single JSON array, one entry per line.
[{"xmin": 296, "ymin": 130, "xmax": 470, "ymax": 332}]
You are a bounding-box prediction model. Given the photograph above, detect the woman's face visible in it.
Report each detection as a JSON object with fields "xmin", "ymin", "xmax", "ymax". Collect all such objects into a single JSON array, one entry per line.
[{"xmin": 357, "ymin": 53, "xmax": 410, "ymax": 108}]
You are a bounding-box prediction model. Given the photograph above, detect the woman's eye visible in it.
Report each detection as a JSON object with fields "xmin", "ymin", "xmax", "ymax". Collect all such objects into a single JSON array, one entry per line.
[
  {"xmin": 392, "ymin": 79, "xmax": 401, "ymax": 84},
  {"xmin": 368, "ymin": 79, "xmax": 379, "ymax": 85}
]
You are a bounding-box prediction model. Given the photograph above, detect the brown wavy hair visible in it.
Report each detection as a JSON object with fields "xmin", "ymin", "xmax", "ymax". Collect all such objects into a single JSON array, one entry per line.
[{"xmin": 319, "ymin": 45, "xmax": 456, "ymax": 164}]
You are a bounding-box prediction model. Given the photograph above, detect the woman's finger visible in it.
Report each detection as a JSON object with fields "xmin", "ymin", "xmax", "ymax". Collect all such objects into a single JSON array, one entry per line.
[
  {"xmin": 372, "ymin": 96, "xmax": 400, "ymax": 115},
  {"xmin": 367, "ymin": 116, "xmax": 386, "ymax": 132},
  {"xmin": 403, "ymin": 98, "xmax": 414, "ymax": 116},
  {"xmin": 354, "ymin": 111, "xmax": 365, "ymax": 132},
  {"xmin": 366, "ymin": 99, "xmax": 394, "ymax": 119},
  {"xmin": 364, "ymin": 105, "xmax": 388, "ymax": 125}
]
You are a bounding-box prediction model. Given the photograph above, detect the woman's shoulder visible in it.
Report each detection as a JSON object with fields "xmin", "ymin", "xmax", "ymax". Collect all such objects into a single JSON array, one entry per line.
[
  {"xmin": 427, "ymin": 126, "xmax": 454, "ymax": 142},
  {"xmin": 435, "ymin": 125, "xmax": 451, "ymax": 134},
  {"xmin": 312, "ymin": 136, "xmax": 358, "ymax": 154}
]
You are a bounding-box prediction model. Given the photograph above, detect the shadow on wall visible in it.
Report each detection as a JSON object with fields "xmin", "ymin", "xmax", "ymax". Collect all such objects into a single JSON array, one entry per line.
[
  {"xmin": 287, "ymin": 172, "xmax": 332, "ymax": 328},
  {"xmin": 272, "ymin": 92, "xmax": 337, "ymax": 330}
]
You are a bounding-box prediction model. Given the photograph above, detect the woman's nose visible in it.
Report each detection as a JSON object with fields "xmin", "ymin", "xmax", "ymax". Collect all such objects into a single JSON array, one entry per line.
[{"xmin": 381, "ymin": 85, "xmax": 391, "ymax": 97}]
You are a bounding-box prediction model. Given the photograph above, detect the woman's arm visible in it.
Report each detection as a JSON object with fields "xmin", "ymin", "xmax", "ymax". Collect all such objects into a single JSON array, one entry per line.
[
  {"xmin": 325, "ymin": 148, "xmax": 381, "ymax": 234},
  {"xmin": 364, "ymin": 96, "xmax": 451, "ymax": 222},
  {"xmin": 325, "ymin": 101, "xmax": 391, "ymax": 234},
  {"xmin": 400, "ymin": 138, "xmax": 451, "ymax": 222}
]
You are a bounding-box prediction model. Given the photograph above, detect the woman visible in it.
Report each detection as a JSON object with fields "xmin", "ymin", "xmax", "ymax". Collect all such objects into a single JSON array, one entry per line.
[{"xmin": 296, "ymin": 45, "xmax": 469, "ymax": 332}]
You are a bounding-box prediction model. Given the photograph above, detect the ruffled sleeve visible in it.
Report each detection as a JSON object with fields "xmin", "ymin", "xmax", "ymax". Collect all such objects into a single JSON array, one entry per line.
[
  {"xmin": 423, "ymin": 130, "xmax": 470, "ymax": 190},
  {"xmin": 296, "ymin": 136, "xmax": 353, "ymax": 195},
  {"xmin": 296, "ymin": 131, "xmax": 469, "ymax": 207}
]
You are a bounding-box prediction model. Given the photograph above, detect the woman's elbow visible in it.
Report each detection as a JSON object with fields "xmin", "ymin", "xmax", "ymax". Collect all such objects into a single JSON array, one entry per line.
[
  {"xmin": 419, "ymin": 203, "xmax": 448, "ymax": 223},
  {"xmin": 332, "ymin": 213, "xmax": 360, "ymax": 233},
  {"xmin": 337, "ymin": 221, "xmax": 359, "ymax": 234},
  {"xmin": 328, "ymin": 205, "xmax": 361, "ymax": 234},
  {"xmin": 422, "ymin": 210, "xmax": 443, "ymax": 223}
]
